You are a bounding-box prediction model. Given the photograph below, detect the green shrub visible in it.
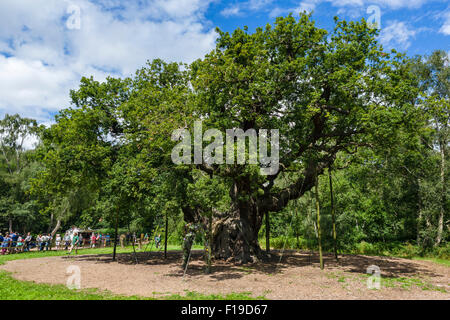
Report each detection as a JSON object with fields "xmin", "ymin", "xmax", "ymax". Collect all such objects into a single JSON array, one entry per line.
[
  {"xmin": 355, "ymin": 241, "xmax": 375, "ymax": 255},
  {"xmin": 434, "ymin": 244, "xmax": 450, "ymax": 260},
  {"xmin": 260, "ymin": 236, "xmax": 306, "ymax": 250},
  {"xmin": 396, "ymin": 242, "xmax": 420, "ymax": 258}
]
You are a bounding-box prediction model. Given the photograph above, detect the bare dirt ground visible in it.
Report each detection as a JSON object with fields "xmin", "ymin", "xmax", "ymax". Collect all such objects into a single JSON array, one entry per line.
[{"xmin": 1, "ymin": 250, "xmax": 449, "ymax": 299}]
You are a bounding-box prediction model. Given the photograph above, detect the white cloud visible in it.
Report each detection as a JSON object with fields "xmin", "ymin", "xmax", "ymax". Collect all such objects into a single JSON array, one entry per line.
[
  {"xmin": 296, "ymin": 0, "xmax": 319, "ymax": 13},
  {"xmin": 379, "ymin": 21, "xmax": 417, "ymax": 50},
  {"xmin": 336, "ymin": 7, "xmax": 364, "ymax": 19},
  {"xmin": 268, "ymin": 0, "xmax": 437, "ymax": 21},
  {"xmin": 248, "ymin": 0, "xmax": 273, "ymax": 10},
  {"xmin": 0, "ymin": 0, "xmax": 217, "ymax": 122},
  {"xmin": 220, "ymin": 5, "xmax": 242, "ymax": 17},
  {"xmin": 440, "ymin": 11, "xmax": 450, "ymax": 35},
  {"xmin": 325, "ymin": 0, "xmax": 435, "ymax": 9},
  {"xmin": 221, "ymin": 0, "xmax": 273, "ymax": 17},
  {"xmin": 269, "ymin": 0, "xmax": 319, "ymax": 18},
  {"xmin": 0, "ymin": 56, "xmax": 75, "ymax": 121}
]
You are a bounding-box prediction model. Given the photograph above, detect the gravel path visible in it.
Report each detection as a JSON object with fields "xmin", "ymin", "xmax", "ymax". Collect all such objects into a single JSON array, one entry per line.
[{"xmin": 1, "ymin": 250, "xmax": 449, "ymax": 299}]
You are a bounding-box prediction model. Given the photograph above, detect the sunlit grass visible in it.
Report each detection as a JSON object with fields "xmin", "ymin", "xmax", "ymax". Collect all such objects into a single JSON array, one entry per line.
[
  {"xmin": 411, "ymin": 257, "xmax": 450, "ymax": 267},
  {"xmin": 0, "ymin": 271, "xmax": 148, "ymax": 300},
  {"xmin": 0, "ymin": 270, "xmax": 263, "ymax": 300},
  {"xmin": 1, "ymin": 243, "xmax": 252, "ymax": 300}
]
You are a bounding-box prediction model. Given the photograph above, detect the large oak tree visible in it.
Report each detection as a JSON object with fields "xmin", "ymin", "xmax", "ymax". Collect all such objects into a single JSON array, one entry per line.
[{"xmin": 40, "ymin": 14, "xmax": 421, "ymax": 264}]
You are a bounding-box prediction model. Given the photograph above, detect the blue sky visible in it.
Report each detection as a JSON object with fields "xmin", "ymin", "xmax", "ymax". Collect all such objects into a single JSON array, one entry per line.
[
  {"xmin": 209, "ymin": 0, "xmax": 450, "ymax": 57},
  {"xmin": 0, "ymin": 0, "xmax": 449, "ymax": 125}
]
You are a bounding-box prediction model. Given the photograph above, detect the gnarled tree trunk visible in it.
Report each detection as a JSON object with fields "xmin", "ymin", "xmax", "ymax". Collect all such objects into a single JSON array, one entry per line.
[
  {"xmin": 212, "ymin": 211, "xmax": 264, "ymax": 264},
  {"xmin": 184, "ymin": 161, "xmax": 325, "ymax": 264},
  {"xmin": 436, "ymin": 137, "xmax": 446, "ymax": 246}
]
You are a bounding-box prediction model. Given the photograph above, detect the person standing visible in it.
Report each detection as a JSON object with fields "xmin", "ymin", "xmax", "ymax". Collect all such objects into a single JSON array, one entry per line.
[
  {"xmin": 120, "ymin": 233, "xmax": 126, "ymax": 248},
  {"xmin": 55, "ymin": 234, "xmax": 61, "ymax": 250},
  {"xmin": 46, "ymin": 234, "xmax": 52, "ymax": 251},
  {"xmin": 1, "ymin": 233, "xmax": 10, "ymax": 255},
  {"xmin": 63, "ymin": 232, "xmax": 71, "ymax": 250},
  {"xmin": 68, "ymin": 232, "xmax": 79, "ymax": 255},
  {"xmin": 155, "ymin": 234, "xmax": 161, "ymax": 248},
  {"xmin": 91, "ymin": 233, "xmax": 97, "ymax": 248},
  {"xmin": 36, "ymin": 234, "xmax": 42, "ymax": 251},
  {"xmin": 96, "ymin": 233, "xmax": 102, "ymax": 247},
  {"xmin": 24, "ymin": 233, "xmax": 32, "ymax": 252},
  {"xmin": 16, "ymin": 236, "xmax": 24, "ymax": 253},
  {"xmin": 39, "ymin": 234, "xmax": 47, "ymax": 251},
  {"xmin": 182, "ymin": 224, "xmax": 196, "ymax": 270},
  {"xmin": 10, "ymin": 232, "xmax": 18, "ymax": 254}
]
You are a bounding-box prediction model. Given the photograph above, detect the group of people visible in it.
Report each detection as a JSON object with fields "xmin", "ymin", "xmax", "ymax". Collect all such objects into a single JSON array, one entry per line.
[
  {"xmin": 1, "ymin": 228, "xmax": 165, "ymax": 256},
  {"xmin": 0, "ymin": 230, "xmax": 114, "ymax": 255},
  {"xmin": 86, "ymin": 232, "xmax": 112, "ymax": 248},
  {"xmin": 0, "ymin": 232, "xmax": 33, "ymax": 255}
]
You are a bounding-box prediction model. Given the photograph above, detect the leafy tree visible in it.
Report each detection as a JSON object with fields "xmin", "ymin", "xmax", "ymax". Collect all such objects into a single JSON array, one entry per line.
[
  {"xmin": 0, "ymin": 114, "xmax": 40, "ymax": 233},
  {"xmin": 179, "ymin": 14, "xmax": 420, "ymax": 262},
  {"xmin": 33, "ymin": 15, "xmax": 437, "ymax": 265},
  {"xmin": 414, "ymin": 50, "xmax": 449, "ymax": 247}
]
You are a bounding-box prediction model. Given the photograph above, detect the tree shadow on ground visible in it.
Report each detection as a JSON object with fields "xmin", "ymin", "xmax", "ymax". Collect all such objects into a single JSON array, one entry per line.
[{"xmin": 61, "ymin": 249, "xmax": 441, "ymax": 281}]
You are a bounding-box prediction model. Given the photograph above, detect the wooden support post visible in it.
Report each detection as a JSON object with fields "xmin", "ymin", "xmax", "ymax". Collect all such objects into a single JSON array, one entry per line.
[
  {"xmin": 113, "ymin": 209, "xmax": 119, "ymax": 261},
  {"xmin": 265, "ymin": 211, "xmax": 270, "ymax": 254},
  {"xmin": 164, "ymin": 211, "xmax": 168, "ymax": 259},
  {"xmin": 329, "ymin": 166, "xmax": 338, "ymax": 261},
  {"xmin": 315, "ymin": 172, "xmax": 324, "ymax": 270}
]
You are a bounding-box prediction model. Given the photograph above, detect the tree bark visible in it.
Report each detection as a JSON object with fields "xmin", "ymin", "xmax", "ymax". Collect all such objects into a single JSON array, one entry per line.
[
  {"xmin": 265, "ymin": 211, "xmax": 270, "ymax": 254},
  {"xmin": 50, "ymin": 219, "xmax": 61, "ymax": 238},
  {"xmin": 188, "ymin": 159, "xmax": 333, "ymax": 264},
  {"xmin": 328, "ymin": 167, "xmax": 338, "ymax": 261},
  {"xmin": 436, "ymin": 138, "xmax": 446, "ymax": 246},
  {"xmin": 206, "ymin": 216, "xmax": 212, "ymax": 274},
  {"xmin": 211, "ymin": 203, "xmax": 264, "ymax": 264},
  {"xmin": 417, "ymin": 178, "xmax": 423, "ymax": 245},
  {"xmin": 48, "ymin": 213, "xmax": 54, "ymax": 233}
]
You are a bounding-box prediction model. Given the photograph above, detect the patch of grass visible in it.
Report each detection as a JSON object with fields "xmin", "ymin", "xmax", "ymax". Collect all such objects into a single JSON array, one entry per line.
[
  {"xmin": 0, "ymin": 247, "xmax": 265, "ymax": 300},
  {"xmin": 381, "ymin": 277, "xmax": 430, "ymax": 291},
  {"xmin": 0, "ymin": 271, "xmax": 148, "ymax": 300},
  {"xmin": 264, "ymin": 237, "xmax": 450, "ymax": 266},
  {"xmin": 411, "ymin": 257, "xmax": 450, "ymax": 267},
  {"xmin": 0, "ymin": 247, "xmax": 126, "ymax": 265},
  {"xmin": 238, "ymin": 266, "xmax": 253, "ymax": 275},
  {"xmin": 325, "ymin": 272, "xmax": 338, "ymax": 279},
  {"xmin": 0, "ymin": 271, "xmax": 266, "ymax": 300},
  {"xmin": 359, "ymin": 273, "xmax": 447, "ymax": 293}
]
